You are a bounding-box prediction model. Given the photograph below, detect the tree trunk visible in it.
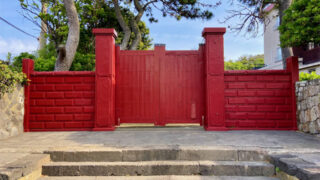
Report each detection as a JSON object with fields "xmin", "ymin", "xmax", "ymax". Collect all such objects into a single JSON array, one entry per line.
[
  {"xmin": 54, "ymin": 0, "xmax": 80, "ymax": 71},
  {"xmin": 112, "ymin": 0, "xmax": 131, "ymax": 50},
  {"xmin": 129, "ymin": 19, "xmax": 141, "ymax": 50},
  {"xmin": 39, "ymin": 1, "xmax": 47, "ymax": 50},
  {"xmin": 279, "ymin": 0, "xmax": 293, "ymax": 69},
  {"xmin": 129, "ymin": 0, "xmax": 144, "ymax": 50}
]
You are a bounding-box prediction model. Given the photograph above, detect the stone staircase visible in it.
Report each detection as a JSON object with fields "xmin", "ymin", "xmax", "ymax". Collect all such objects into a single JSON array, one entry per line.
[{"xmin": 38, "ymin": 148, "xmax": 279, "ymax": 179}]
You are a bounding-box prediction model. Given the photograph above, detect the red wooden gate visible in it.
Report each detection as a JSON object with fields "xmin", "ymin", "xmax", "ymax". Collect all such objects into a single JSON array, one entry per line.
[
  {"xmin": 22, "ymin": 28, "xmax": 299, "ymax": 131},
  {"xmin": 116, "ymin": 45, "xmax": 205, "ymax": 125}
]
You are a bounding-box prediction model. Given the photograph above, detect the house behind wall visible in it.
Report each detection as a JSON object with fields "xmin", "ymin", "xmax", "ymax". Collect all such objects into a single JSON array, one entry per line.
[{"xmin": 262, "ymin": 4, "xmax": 320, "ymax": 74}]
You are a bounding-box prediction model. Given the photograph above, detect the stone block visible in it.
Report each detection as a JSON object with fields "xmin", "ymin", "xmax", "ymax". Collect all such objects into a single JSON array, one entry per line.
[
  {"xmin": 0, "ymin": 85, "xmax": 24, "ymax": 140},
  {"xmin": 178, "ymin": 149, "xmax": 237, "ymax": 161},
  {"xmin": 310, "ymin": 106, "xmax": 320, "ymax": 122},
  {"xmin": 309, "ymin": 121, "xmax": 318, "ymax": 134}
]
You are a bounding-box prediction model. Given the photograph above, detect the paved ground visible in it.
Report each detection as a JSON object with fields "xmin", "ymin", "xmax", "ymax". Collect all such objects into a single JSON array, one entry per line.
[
  {"xmin": 1, "ymin": 127, "xmax": 320, "ymax": 152},
  {"xmin": 1, "ymin": 127, "xmax": 320, "ymax": 179},
  {"xmin": 38, "ymin": 176, "xmax": 280, "ymax": 180}
]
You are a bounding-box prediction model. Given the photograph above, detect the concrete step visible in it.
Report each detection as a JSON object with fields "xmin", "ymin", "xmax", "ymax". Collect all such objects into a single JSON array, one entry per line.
[
  {"xmin": 45, "ymin": 148, "xmax": 267, "ymax": 162},
  {"xmin": 42, "ymin": 161, "xmax": 275, "ymax": 176},
  {"xmin": 38, "ymin": 176, "xmax": 280, "ymax": 180},
  {"xmin": 0, "ymin": 153, "xmax": 50, "ymax": 180}
]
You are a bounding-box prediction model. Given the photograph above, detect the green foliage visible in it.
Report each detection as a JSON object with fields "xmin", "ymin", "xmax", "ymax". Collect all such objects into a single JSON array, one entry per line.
[
  {"xmin": 299, "ymin": 72, "xmax": 320, "ymax": 81},
  {"xmin": 11, "ymin": 46, "xmax": 95, "ymax": 72},
  {"xmin": 0, "ymin": 61, "xmax": 27, "ymax": 98},
  {"xmin": 11, "ymin": 52, "xmax": 36, "ymax": 71},
  {"xmin": 19, "ymin": 0, "xmax": 152, "ymax": 52},
  {"xmin": 279, "ymin": 0, "xmax": 320, "ymax": 48},
  {"xmin": 34, "ymin": 43, "xmax": 57, "ymax": 71},
  {"xmin": 137, "ymin": 0, "xmax": 216, "ymax": 22},
  {"xmin": 224, "ymin": 54, "xmax": 264, "ymax": 70},
  {"xmin": 18, "ymin": 0, "xmax": 152, "ymax": 71},
  {"xmin": 34, "ymin": 56, "xmax": 56, "ymax": 71},
  {"xmin": 70, "ymin": 53, "xmax": 95, "ymax": 71},
  {"xmin": 77, "ymin": 1, "xmax": 152, "ymax": 52}
]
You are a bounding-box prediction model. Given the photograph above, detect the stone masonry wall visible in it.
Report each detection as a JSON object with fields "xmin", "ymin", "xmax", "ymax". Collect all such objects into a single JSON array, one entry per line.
[
  {"xmin": 0, "ymin": 85, "xmax": 24, "ymax": 139},
  {"xmin": 296, "ymin": 80, "xmax": 320, "ymax": 134}
]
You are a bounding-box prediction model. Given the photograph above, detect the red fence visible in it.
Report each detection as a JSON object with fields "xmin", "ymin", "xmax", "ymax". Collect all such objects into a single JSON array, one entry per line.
[
  {"xmin": 116, "ymin": 48, "xmax": 205, "ymax": 125},
  {"xmin": 22, "ymin": 27, "xmax": 299, "ymax": 131},
  {"xmin": 224, "ymin": 69, "xmax": 296, "ymax": 130},
  {"xmin": 23, "ymin": 68, "xmax": 95, "ymax": 131}
]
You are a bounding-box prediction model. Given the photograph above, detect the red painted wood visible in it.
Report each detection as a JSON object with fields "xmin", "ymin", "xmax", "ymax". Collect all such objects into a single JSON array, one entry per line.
[
  {"xmin": 93, "ymin": 28, "xmax": 117, "ymax": 131},
  {"xmin": 203, "ymin": 28, "xmax": 227, "ymax": 130},
  {"xmin": 115, "ymin": 45, "xmax": 120, "ymax": 126},
  {"xmin": 116, "ymin": 45, "xmax": 205, "ymax": 125},
  {"xmin": 22, "ymin": 59, "xmax": 34, "ymax": 132},
  {"xmin": 23, "ymin": 27, "xmax": 299, "ymax": 132},
  {"xmin": 27, "ymin": 72, "xmax": 95, "ymax": 131},
  {"xmin": 224, "ymin": 70, "xmax": 295, "ymax": 130},
  {"xmin": 286, "ymin": 56, "xmax": 299, "ymax": 130},
  {"xmin": 160, "ymin": 50, "xmax": 205, "ymax": 124},
  {"xmin": 116, "ymin": 49, "xmax": 160, "ymax": 123}
]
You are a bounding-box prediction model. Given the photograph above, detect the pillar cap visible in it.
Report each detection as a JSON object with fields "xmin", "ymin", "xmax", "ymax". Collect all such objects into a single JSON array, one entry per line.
[
  {"xmin": 202, "ymin": 28, "xmax": 226, "ymax": 37},
  {"xmin": 93, "ymin": 28, "xmax": 118, "ymax": 38},
  {"xmin": 154, "ymin": 43, "xmax": 166, "ymax": 47},
  {"xmin": 22, "ymin": 58, "xmax": 34, "ymax": 62}
]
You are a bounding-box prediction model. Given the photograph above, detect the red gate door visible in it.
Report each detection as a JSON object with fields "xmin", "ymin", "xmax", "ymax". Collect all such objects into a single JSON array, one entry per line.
[
  {"xmin": 116, "ymin": 47, "xmax": 205, "ymax": 125},
  {"xmin": 159, "ymin": 51, "xmax": 205, "ymax": 125}
]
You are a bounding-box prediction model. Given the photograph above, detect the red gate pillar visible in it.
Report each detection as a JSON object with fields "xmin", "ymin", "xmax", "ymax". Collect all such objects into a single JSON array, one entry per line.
[
  {"xmin": 286, "ymin": 56, "xmax": 299, "ymax": 130},
  {"xmin": 22, "ymin": 59, "xmax": 34, "ymax": 132},
  {"xmin": 202, "ymin": 28, "xmax": 227, "ymax": 131},
  {"xmin": 93, "ymin": 29, "xmax": 117, "ymax": 131}
]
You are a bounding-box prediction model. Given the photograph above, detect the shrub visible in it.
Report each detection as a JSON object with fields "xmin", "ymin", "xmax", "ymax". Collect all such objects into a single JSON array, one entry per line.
[
  {"xmin": 34, "ymin": 52, "xmax": 95, "ymax": 71},
  {"xmin": 70, "ymin": 53, "xmax": 95, "ymax": 71},
  {"xmin": 11, "ymin": 52, "xmax": 36, "ymax": 71},
  {"xmin": 34, "ymin": 56, "xmax": 56, "ymax": 71},
  {"xmin": 0, "ymin": 61, "xmax": 28, "ymax": 98},
  {"xmin": 11, "ymin": 51, "xmax": 95, "ymax": 72},
  {"xmin": 299, "ymin": 72, "xmax": 320, "ymax": 81},
  {"xmin": 224, "ymin": 54, "xmax": 264, "ymax": 70}
]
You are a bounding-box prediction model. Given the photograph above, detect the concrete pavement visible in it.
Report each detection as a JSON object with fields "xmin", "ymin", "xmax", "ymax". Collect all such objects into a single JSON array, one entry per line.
[
  {"xmin": 1, "ymin": 127, "xmax": 320, "ymax": 151},
  {"xmin": 1, "ymin": 127, "xmax": 320, "ymax": 179}
]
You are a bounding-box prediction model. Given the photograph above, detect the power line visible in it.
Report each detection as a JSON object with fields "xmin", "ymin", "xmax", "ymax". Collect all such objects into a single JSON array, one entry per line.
[{"xmin": 0, "ymin": 16, "xmax": 38, "ymax": 40}]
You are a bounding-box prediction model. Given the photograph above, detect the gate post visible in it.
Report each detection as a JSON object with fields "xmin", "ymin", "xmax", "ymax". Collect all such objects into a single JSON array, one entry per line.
[
  {"xmin": 93, "ymin": 29, "xmax": 117, "ymax": 131},
  {"xmin": 22, "ymin": 59, "xmax": 34, "ymax": 132},
  {"xmin": 286, "ymin": 56, "xmax": 299, "ymax": 130},
  {"xmin": 202, "ymin": 28, "xmax": 227, "ymax": 131}
]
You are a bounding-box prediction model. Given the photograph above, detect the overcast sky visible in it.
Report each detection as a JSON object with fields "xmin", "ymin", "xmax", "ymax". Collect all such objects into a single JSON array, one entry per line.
[{"xmin": 0, "ymin": 1, "xmax": 264, "ymax": 61}]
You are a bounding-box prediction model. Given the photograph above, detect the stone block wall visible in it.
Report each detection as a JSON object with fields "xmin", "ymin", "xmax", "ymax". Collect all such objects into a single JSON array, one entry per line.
[
  {"xmin": 296, "ymin": 80, "xmax": 320, "ymax": 134},
  {"xmin": 0, "ymin": 85, "xmax": 24, "ymax": 139}
]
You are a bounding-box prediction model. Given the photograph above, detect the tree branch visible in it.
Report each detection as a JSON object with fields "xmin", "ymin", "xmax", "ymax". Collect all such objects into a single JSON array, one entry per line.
[{"xmin": 112, "ymin": 0, "xmax": 131, "ymax": 50}]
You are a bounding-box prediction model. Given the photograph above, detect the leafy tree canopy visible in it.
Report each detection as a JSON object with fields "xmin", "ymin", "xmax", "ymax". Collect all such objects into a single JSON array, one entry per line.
[
  {"xmin": 279, "ymin": 0, "xmax": 320, "ymax": 48},
  {"xmin": 130, "ymin": 0, "xmax": 217, "ymax": 22},
  {"xmin": 224, "ymin": 54, "xmax": 264, "ymax": 70},
  {"xmin": 20, "ymin": 0, "xmax": 152, "ymax": 51},
  {"xmin": 17, "ymin": 0, "xmax": 153, "ymax": 71}
]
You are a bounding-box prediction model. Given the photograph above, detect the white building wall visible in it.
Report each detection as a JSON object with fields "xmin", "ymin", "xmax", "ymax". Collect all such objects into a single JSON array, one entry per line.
[
  {"xmin": 263, "ymin": 9, "xmax": 283, "ymax": 70},
  {"xmin": 263, "ymin": 8, "xmax": 320, "ymax": 73}
]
